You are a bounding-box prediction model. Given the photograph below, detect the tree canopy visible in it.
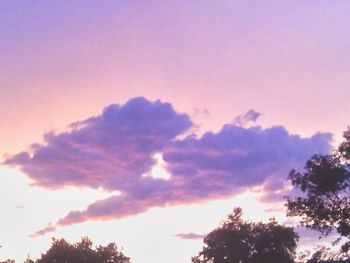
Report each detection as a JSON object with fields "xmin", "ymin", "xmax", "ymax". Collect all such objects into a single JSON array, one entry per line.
[
  {"xmin": 286, "ymin": 128, "xmax": 350, "ymax": 255},
  {"xmin": 36, "ymin": 237, "xmax": 130, "ymax": 263},
  {"xmin": 192, "ymin": 208, "xmax": 299, "ymax": 263}
]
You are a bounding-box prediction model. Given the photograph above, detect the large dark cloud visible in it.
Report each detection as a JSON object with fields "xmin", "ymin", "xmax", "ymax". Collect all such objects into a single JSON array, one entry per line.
[
  {"xmin": 5, "ymin": 97, "xmax": 192, "ymax": 190},
  {"xmin": 163, "ymin": 124, "xmax": 331, "ymax": 199},
  {"xmin": 4, "ymin": 97, "xmax": 332, "ymax": 236}
]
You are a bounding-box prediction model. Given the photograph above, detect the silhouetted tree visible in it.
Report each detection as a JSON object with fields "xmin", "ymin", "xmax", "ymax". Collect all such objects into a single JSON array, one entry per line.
[
  {"xmin": 286, "ymin": 128, "xmax": 350, "ymax": 254},
  {"xmin": 192, "ymin": 208, "xmax": 299, "ymax": 263},
  {"xmin": 36, "ymin": 237, "xmax": 130, "ymax": 263},
  {"xmin": 24, "ymin": 256, "xmax": 35, "ymax": 263}
]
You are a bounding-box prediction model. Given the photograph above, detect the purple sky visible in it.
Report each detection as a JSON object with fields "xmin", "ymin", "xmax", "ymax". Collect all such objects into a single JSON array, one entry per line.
[{"xmin": 1, "ymin": 1, "xmax": 350, "ymax": 263}]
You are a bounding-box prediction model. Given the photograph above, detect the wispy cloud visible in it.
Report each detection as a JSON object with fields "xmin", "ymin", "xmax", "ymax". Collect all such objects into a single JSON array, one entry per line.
[
  {"xmin": 233, "ymin": 109, "xmax": 261, "ymax": 127},
  {"xmin": 174, "ymin": 233, "xmax": 206, "ymax": 240}
]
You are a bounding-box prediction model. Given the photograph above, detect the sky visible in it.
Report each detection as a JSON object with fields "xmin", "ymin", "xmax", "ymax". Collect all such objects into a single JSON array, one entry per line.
[{"xmin": 0, "ymin": 1, "xmax": 350, "ymax": 262}]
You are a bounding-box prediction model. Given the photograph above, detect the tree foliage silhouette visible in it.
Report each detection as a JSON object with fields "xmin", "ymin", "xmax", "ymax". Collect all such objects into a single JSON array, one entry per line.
[
  {"xmin": 36, "ymin": 237, "xmax": 130, "ymax": 263},
  {"xmin": 192, "ymin": 208, "xmax": 298, "ymax": 263},
  {"xmin": 286, "ymin": 127, "xmax": 350, "ymax": 254}
]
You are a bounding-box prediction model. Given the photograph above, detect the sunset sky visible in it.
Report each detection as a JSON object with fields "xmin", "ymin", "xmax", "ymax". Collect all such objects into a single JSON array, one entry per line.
[{"xmin": 1, "ymin": 1, "xmax": 350, "ymax": 262}]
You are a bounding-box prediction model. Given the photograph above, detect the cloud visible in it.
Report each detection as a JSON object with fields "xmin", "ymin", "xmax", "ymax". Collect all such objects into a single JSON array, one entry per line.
[
  {"xmin": 164, "ymin": 125, "xmax": 331, "ymax": 199},
  {"xmin": 233, "ymin": 109, "xmax": 261, "ymax": 126},
  {"xmin": 4, "ymin": 97, "xmax": 333, "ymax": 236},
  {"xmin": 30, "ymin": 225, "xmax": 56, "ymax": 238},
  {"xmin": 5, "ymin": 97, "xmax": 192, "ymax": 191},
  {"xmin": 294, "ymin": 226, "xmax": 340, "ymax": 248},
  {"xmin": 174, "ymin": 233, "xmax": 206, "ymax": 240}
]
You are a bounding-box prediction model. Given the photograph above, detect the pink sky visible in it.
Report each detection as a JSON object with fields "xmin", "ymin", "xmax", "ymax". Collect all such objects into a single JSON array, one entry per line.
[{"xmin": 1, "ymin": 1, "xmax": 350, "ymax": 262}]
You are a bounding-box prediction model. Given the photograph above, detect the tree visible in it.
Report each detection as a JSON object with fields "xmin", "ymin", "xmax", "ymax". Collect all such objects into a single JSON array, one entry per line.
[
  {"xmin": 24, "ymin": 256, "xmax": 35, "ymax": 263},
  {"xmin": 36, "ymin": 237, "xmax": 130, "ymax": 263},
  {"xmin": 286, "ymin": 128, "xmax": 350, "ymax": 255},
  {"xmin": 192, "ymin": 208, "xmax": 299, "ymax": 263}
]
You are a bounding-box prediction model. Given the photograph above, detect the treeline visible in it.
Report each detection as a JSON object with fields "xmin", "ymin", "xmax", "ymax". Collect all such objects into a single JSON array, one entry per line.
[
  {"xmin": 0, "ymin": 237, "xmax": 130, "ymax": 263},
  {"xmin": 1, "ymin": 128, "xmax": 349, "ymax": 263}
]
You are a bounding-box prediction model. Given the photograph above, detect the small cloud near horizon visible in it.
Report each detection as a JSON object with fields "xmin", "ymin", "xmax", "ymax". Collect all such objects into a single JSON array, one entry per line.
[{"xmin": 174, "ymin": 233, "xmax": 207, "ymax": 240}]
